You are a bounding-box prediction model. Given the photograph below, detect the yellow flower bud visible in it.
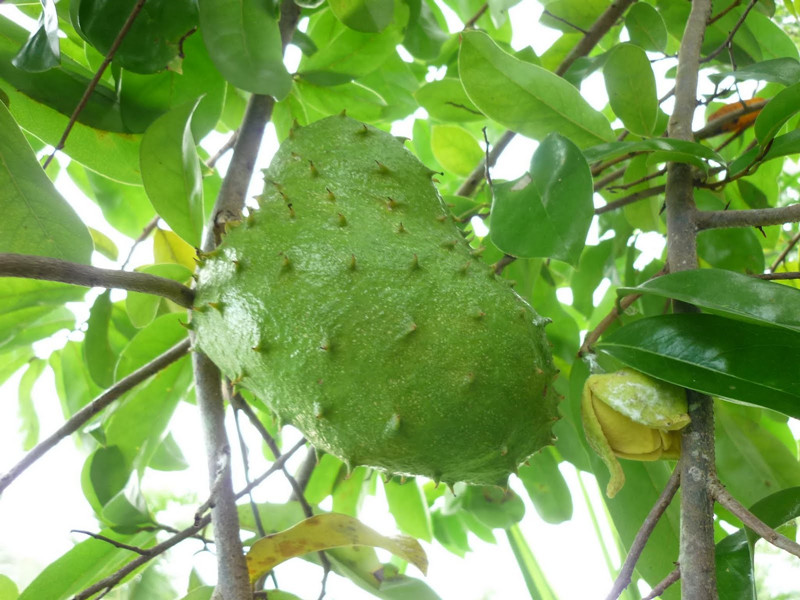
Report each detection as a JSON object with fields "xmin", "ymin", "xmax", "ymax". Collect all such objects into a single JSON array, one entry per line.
[{"xmin": 582, "ymin": 369, "xmax": 689, "ymax": 498}]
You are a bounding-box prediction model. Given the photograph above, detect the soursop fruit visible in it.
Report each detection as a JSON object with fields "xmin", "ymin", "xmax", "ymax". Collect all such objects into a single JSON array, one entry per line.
[{"xmin": 192, "ymin": 115, "xmax": 559, "ymax": 486}]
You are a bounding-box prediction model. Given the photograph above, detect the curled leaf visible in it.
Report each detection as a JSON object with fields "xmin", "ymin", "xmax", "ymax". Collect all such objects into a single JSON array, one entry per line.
[
  {"xmin": 246, "ymin": 512, "xmax": 428, "ymax": 582},
  {"xmin": 581, "ymin": 369, "xmax": 689, "ymax": 498}
]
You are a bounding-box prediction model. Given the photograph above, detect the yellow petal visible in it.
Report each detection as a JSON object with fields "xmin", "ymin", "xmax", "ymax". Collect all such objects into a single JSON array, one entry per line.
[{"xmin": 581, "ymin": 378, "xmax": 625, "ymax": 498}]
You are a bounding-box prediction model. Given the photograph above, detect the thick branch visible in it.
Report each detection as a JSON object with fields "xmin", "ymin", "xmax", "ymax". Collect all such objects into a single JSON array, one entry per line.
[
  {"xmin": 695, "ymin": 203, "xmax": 800, "ymax": 230},
  {"xmin": 0, "ymin": 338, "xmax": 190, "ymax": 495},
  {"xmin": 605, "ymin": 468, "xmax": 680, "ymax": 600},
  {"xmin": 0, "ymin": 253, "xmax": 195, "ymax": 308},
  {"xmin": 710, "ymin": 479, "xmax": 800, "ymax": 559},
  {"xmin": 456, "ymin": 0, "xmax": 636, "ymax": 198},
  {"xmin": 664, "ymin": 0, "xmax": 718, "ymax": 598}
]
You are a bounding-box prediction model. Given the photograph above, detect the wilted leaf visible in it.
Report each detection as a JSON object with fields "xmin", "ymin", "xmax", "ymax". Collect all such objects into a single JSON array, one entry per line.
[{"xmin": 246, "ymin": 513, "xmax": 428, "ymax": 581}]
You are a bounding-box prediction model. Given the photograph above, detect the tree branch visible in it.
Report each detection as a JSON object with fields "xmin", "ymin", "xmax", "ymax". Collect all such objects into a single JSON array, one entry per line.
[
  {"xmin": 595, "ymin": 185, "xmax": 665, "ymax": 215},
  {"xmin": 42, "ymin": 0, "xmax": 147, "ymax": 169},
  {"xmin": 693, "ymin": 98, "xmax": 767, "ymax": 140},
  {"xmin": 642, "ymin": 567, "xmax": 681, "ymax": 600},
  {"xmin": 664, "ymin": 0, "xmax": 718, "ymax": 598},
  {"xmin": 71, "ymin": 530, "xmax": 150, "ymax": 556},
  {"xmin": 700, "ymin": 0, "xmax": 758, "ymax": 63},
  {"xmin": 0, "ymin": 253, "xmax": 195, "ymax": 308},
  {"xmin": 710, "ymin": 479, "xmax": 800, "ymax": 559},
  {"xmin": 0, "ymin": 338, "xmax": 190, "ymax": 495},
  {"xmin": 769, "ymin": 230, "xmax": 800, "ymax": 272},
  {"xmin": 695, "ymin": 203, "xmax": 800, "ymax": 230},
  {"xmin": 456, "ymin": 0, "xmax": 637, "ymax": 199},
  {"xmin": 605, "ymin": 467, "xmax": 681, "ymax": 600}
]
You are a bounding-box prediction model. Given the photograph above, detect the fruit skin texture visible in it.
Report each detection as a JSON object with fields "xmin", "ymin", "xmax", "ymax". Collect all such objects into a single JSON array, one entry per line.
[{"xmin": 193, "ymin": 115, "xmax": 559, "ymax": 486}]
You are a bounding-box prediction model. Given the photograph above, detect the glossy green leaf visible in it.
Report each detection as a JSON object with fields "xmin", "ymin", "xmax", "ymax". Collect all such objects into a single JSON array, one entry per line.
[
  {"xmin": 0, "ymin": 347, "xmax": 35, "ymax": 389},
  {"xmin": 709, "ymin": 57, "xmax": 800, "ymax": 86},
  {"xmin": 17, "ymin": 358, "xmax": 45, "ymax": 451},
  {"xmin": 459, "ymin": 30, "xmax": 613, "ymax": 147},
  {"xmin": 597, "ymin": 313, "xmax": 800, "ymax": 419},
  {"xmin": 119, "ymin": 32, "xmax": 226, "ymax": 137},
  {"xmin": 490, "ymin": 133, "xmax": 593, "ymax": 265},
  {"xmin": 430, "ymin": 124, "xmax": 483, "ymax": 176},
  {"xmin": 49, "ymin": 340, "xmax": 101, "ymax": 417},
  {"xmin": 12, "ymin": 0, "xmax": 60, "ymax": 72},
  {"xmin": 299, "ymin": 9, "xmax": 402, "ymax": 79},
  {"xmin": 603, "ymin": 44, "xmax": 657, "ymax": 136},
  {"xmin": 140, "ymin": 100, "xmax": 204, "ymax": 247},
  {"xmin": 84, "ymin": 291, "xmax": 116, "ymax": 388},
  {"xmin": 754, "ymin": 81, "xmax": 800, "ymax": 144},
  {"xmin": 329, "ymin": 0, "xmax": 394, "ymax": 32},
  {"xmin": 81, "ymin": 446, "xmax": 135, "ymax": 519},
  {"xmin": 538, "ymin": 0, "xmax": 607, "ymax": 33},
  {"xmin": 517, "ymin": 448, "xmax": 572, "ymax": 524},
  {"xmin": 461, "ymin": 486, "xmax": 525, "ymax": 529},
  {"xmin": 70, "ymin": 0, "xmax": 198, "ymax": 74},
  {"xmin": 18, "ymin": 529, "xmax": 155, "ymax": 600},
  {"xmin": 304, "ymin": 453, "xmax": 345, "ymax": 504},
  {"xmin": 114, "ymin": 312, "xmax": 188, "ymax": 380},
  {"xmin": 125, "ymin": 264, "xmax": 192, "ymax": 328},
  {"xmin": 414, "ymin": 78, "xmax": 484, "ymax": 122},
  {"xmin": 432, "ymin": 512, "xmax": 470, "ymax": 556},
  {"xmin": 384, "ymin": 478, "xmax": 433, "ymax": 541},
  {"xmin": 625, "ymin": 2, "xmax": 667, "ymax": 52},
  {"xmin": 0, "ymin": 574, "xmax": 18, "ymax": 600},
  {"xmin": 148, "ymin": 432, "xmax": 189, "ymax": 471},
  {"xmin": 728, "ymin": 128, "xmax": 800, "ymax": 176},
  {"xmin": 402, "ymin": 0, "xmax": 449, "ymax": 60},
  {"xmin": 332, "ymin": 466, "xmax": 369, "ymax": 516},
  {"xmin": 618, "ymin": 269, "xmax": 800, "ymax": 333},
  {"xmin": 0, "ymin": 101, "xmax": 92, "ymax": 263},
  {"xmin": 583, "ymin": 139, "xmax": 726, "ymax": 171},
  {"xmin": 198, "ymin": 0, "xmax": 291, "ymax": 98},
  {"xmin": 697, "ymin": 227, "xmax": 765, "ymax": 274},
  {"xmin": 506, "ymin": 524, "xmax": 557, "ymax": 600}
]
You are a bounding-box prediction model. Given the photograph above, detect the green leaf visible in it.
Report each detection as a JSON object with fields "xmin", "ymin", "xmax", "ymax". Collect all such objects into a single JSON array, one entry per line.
[
  {"xmin": 709, "ymin": 57, "xmax": 800, "ymax": 87},
  {"xmin": 198, "ymin": 0, "xmax": 292, "ymax": 98},
  {"xmin": 728, "ymin": 128, "xmax": 800, "ymax": 176},
  {"xmin": 49, "ymin": 340, "xmax": 102, "ymax": 417},
  {"xmin": 18, "ymin": 529, "xmax": 155, "ymax": 600},
  {"xmin": 384, "ymin": 478, "xmax": 433, "ymax": 541},
  {"xmin": 458, "ymin": 30, "xmax": 614, "ymax": 147},
  {"xmin": 84, "ymin": 291, "xmax": 116, "ymax": 388},
  {"xmin": 597, "ymin": 313, "xmax": 800, "ymax": 420},
  {"xmin": 0, "ymin": 101, "xmax": 92, "ymax": 263},
  {"xmin": 148, "ymin": 432, "xmax": 189, "ymax": 471},
  {"xmin": 603, "ymin": 44, "xmax": 657, "ymax": 136},
  {"xmin": 140, "ymin": 100, "xmax": 204, "ymax": 248},
  {"xmin": 583, "ymin": 139, "xmax": 726, "ymax": 173},
  {"xmin": 506, "ymin": 524, "xmax": 557, "ymax": 600},
  {"xmin": 0, "ymin": 574, "xmax": 18, "ymax": 600},
  {"xmin": 414, "ymin": 78, "xmax": 484, "ymax": 122},
  {"xmin": 697, "ymin": 227, "xmax": 765, "ymax": 274},
  {"xmin": 299, "ymin": 8, "xmax": 402, "ymax": 79},
  {"xmin": 461, "ymin": 486, "xmax": 525, "ymax": 529},
  {"xmin": 430, "ymin": 124, "xmax": 483, "ymax": 176},
  {"xmin": 17, "ymin": 358, "xmax": 46, "ymax": 450},
  {"xmin": 332, "ymin": 466, "xmax": 369, "ymax": 516},
  {"xmin": 538, "ymin": 0, "xmax": 608, "ymax": 33},
  {"xmin": 12, "ymin": 0, "xmax": 60, "ymax": 72},
  {"xmin": 88, "ymin": 227, "xmax": 118, "ymax": 261},
  {"xmin": 402, "ymin": 0, "xmax": 449, "ymax": 60},
  {"xmin": 617, "ymin": 269, "xmax": 800, "ymax": 333},
  {"xmin": 517, "ymin": 448, "xmax": 572, "ymax": 524},
  {"xmin": 125, "ymin": 264, "xmax": 192, "ymax": 328},
  {"xmin": 625, "ymin": 2, "xmax": 667, "ymax": 52},
  {"xmin": 119, "ymin": 31, "xmax": 226, "ymax": 138},
  {"xmin": 754, "ymin": 81, "xmax": 800, "ymax": 144},
  {"xmin": 0, "ymin": 347, "xmax": 35, "ymax": 389},
  {"xmin": 114, "ymin": 312, "xmax": 188, "ymax": 380},
  {"xmin": 70, "ymin": 0, "xmax": 198, "ymax": 74},
  {"xmin": 490, "ymin": 133, "xmax": 593, "ymax": 265},
  {"xmin": 329, "ymin": 0, "xmax": 394, "ymax": 33},
  {"xmin": 304, "ymin": 453, "xmax": 345, "ymax": 505}
]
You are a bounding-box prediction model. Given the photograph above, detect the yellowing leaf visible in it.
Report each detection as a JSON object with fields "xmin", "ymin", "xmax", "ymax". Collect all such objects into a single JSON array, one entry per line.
[
  {"xmin": 245, "ymin": 513, "xmax": 428, "ymax": 582},
  {"xmin": 154, "ymin": 228, "xmax": 196, "ymax": 272}
]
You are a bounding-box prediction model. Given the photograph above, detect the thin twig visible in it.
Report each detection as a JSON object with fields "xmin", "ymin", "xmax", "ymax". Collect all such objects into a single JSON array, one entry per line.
[
  {"xmin": 232, "ymin": 404, "xmax": 267, "ymax": 538},
  {"xmin": 0, "ymin": 253, "xmax": 195, "ymax": 308},
  {"xmin": 42, "ymin": 0, "xmax": 148, "ymax": 169},
  {"xmin": 701, "ymin": 0, "xmax": 758, "ymax": 63},
  {"xmin": 642, "ymin": 567, "xmax": 681, "ymax": 600},
  {"xmin": 120, "ymin": 216, "xmax": 160, "ymax": 270},
  {"xmin": 695, "ymin": 203, "xmax": 800, "ymax": 230},
  {"xmin": 710, "ymin": 479, "xmax": 800, "ymax": 559},
  {"xmin": 0, "ymin": 338, "xmax": 190, "ymax": 495},
  {"xmin": 463, "ymin": 3, "xmax": 488, "ymax": 29},
  {"xmin": 753, "ymin": 271, "xmax": 800, "ymax": 280},
  {"xmin": 769, "ymin": 230, "xmax": 800, "ymax": 272},
  {"xmin": 708, "ymin": 0, "xmax": 741, "ymax": 24},
  {"xmin": 593, "ymin": 167, "xmax": 627, "ymax": 192},
  {"xmin": 595, "ymin": 185, "xmax": 665, "ymax": 215},
  {"xmin": 607, "ymin": 168, "xmax": 667, "ymax": 193},
  {"xmin": 71, "ymin": 531, "xmax": 150, "ymax": 556},
  {"xmin": 206, "ymin": 130, "xmax": 240, "ymax": 170},
  {"xmin": 542, "ymin": 9, "xmax": 588, "ymax": 34},
  {"xmin": 605, "ymin": 468, "xmax": 681, "ymax": 600}
]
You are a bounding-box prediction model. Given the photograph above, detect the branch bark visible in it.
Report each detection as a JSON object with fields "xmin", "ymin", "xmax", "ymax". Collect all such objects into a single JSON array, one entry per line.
[
  {"xmin": 0, "ymin": 253, "xmax": 195, "ymax": 308},
  {"xmin": 695, "ymin": 203, "xmax": 800, "ymax": 230},
  {"xmin": 0, "ymin": 338, "xmax": 190, "ymax": 495},
  {"xmin": 663, "ymin": 0, "xmax": 718, "ymax": 598}
]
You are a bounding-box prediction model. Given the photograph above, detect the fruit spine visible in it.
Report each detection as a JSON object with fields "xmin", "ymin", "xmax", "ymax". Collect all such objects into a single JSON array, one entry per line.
[{"xmin": 193, "ymin": 115, "xmax": 559, "ymax": 486}]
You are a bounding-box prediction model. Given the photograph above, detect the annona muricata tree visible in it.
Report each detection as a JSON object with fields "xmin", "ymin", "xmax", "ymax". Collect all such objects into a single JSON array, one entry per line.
[{"xmin": 2, "ymin": 0, "xmax": 800, "ymax": 599}]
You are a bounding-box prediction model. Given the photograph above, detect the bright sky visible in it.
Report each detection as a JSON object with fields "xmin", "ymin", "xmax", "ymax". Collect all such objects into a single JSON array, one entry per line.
[{"xmin": 1, "ymin": 1, "xmax": 798, "ymax": 599}]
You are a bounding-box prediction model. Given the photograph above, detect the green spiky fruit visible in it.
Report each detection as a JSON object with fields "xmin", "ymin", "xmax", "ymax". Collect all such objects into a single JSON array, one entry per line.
[{"xmin": 193, "ymin": 115, "xmax": 559, "ymax": 486}]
